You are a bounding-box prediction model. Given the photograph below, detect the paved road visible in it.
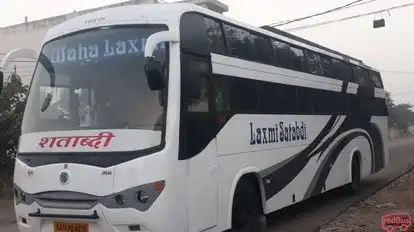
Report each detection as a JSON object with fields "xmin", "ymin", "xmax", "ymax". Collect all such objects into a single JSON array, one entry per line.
[{"xmin": 2, "ymin": 138, "xmax": 414, "ymax": 232}]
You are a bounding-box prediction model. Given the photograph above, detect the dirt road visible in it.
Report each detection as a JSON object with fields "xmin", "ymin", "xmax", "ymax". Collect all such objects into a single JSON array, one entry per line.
[{"xmin": 319, "ymin": 167, "xmax": 414, "ymax": 232}]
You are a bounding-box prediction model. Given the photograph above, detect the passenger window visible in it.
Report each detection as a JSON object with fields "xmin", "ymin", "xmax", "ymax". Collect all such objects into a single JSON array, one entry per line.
[
  {"xmin": 250, "ymin": 34, "xmax": 273, "ymax": 64},
  {"xmin": 223, "ymin": 23, "xmax": 272, "ymax": 64},
  {"xmin": 258, "ymin": 81, "xmax": 286, "ymax": 113},
  {"xmin": 204, "ymin": 17, "xmax": 226, "ymax": 54},
  {"xmin": 187, "ymin": 76, "xmax": 209, "ymax": 112},
  {"xmin": 306, "ymin": 51, "xmax": 323, "ymax": 76},
  {"xmin": 297, "ymin": 87, "xmax": 314, "ymax": 113},
  {"xmin": 320, "ymin": 55, "xmax": 332, "ymax": 77},
  {"xmin": 370, "ymin": 71, "xmax": 383, "ymax": 88},
  {"xmin": 352, "ymin": 66, "xmax": 371, "ymax": 86},
  {"xmin": 230, "ymin": 78, "xmax": 259, "ymax": 112},
  {"xmin": 331, "ymin": 59, "xmax": 352, "ymax": 81},
  {"xmin": 213, "ymin": 75, "xmax": 232, "ymax": 112},
  {"xmin": 290, "ymin": 46, "xmax": 307, "ymax": 72},
  {"xmin": 181, "ymin": 54, "xmax": 211, "ymax": 113},
  {"xmin": 223, "ymin": 24, "xmax": 253, "ymax": 60},
  {"xmin": 272, "ymin": 39, "xmax": 294, "ymax": 69}
]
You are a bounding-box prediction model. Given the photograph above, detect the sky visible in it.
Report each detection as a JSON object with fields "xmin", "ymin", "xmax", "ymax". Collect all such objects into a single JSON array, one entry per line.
[{"xmin": 0, "ymin": 0, "xmax": 414, "ymax": 104}]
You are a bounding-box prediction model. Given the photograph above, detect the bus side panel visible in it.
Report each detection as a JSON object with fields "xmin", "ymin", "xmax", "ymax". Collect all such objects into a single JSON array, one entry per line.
[
  {"xmin": 323, "ymin": 136, "xmax": 372, "ymax": 192},
  {"xmin": 186, "ymin": 139, "xmax": 218, "ymax": 232},
  {"xmin": 370, "ymin": 116, "xmax": 389, "ymax": 169},
  {"xmin": 216, "ymin": 143, "xmax": 311, "ymax": 229},
  {"xmin": 215, "ymin": 114, "xmax": 335, "ymax": 228}
]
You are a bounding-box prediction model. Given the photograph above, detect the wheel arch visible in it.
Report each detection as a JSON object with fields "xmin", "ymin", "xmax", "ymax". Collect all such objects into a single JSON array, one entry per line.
[{"xmin": 226, "ymin": 167, "xmax": 266, "ymax": 230}]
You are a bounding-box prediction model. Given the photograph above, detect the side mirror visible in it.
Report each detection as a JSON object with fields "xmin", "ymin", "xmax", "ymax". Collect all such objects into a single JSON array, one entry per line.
[
  {"xmin": 144, "ymin": 57, "xmax": 166, "ymax": 91},
  {"xmin": 0, "ymin": 71, "xmax": 3, "ymax": 93}
]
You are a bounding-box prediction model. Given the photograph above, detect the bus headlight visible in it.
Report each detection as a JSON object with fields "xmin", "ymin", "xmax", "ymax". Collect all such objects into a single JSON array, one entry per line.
[
  {"xmin": 20, "ymin": 192, "xmax": 26, "ymax": 202},
  {"xmin": 102, "ymin": 180, "xmax": 165, "ymax": 212},
  {"xmin": 136, "ymin": 190, "xmax": 149, "ymax": 204},
  {"xmin": 115, "ymin": 194, "xmax": 125, "ymax": 206}
]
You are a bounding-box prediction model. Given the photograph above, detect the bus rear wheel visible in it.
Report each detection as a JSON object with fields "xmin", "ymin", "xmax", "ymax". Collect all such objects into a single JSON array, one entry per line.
[
  {"xmin": 230, "ymin": 180, "xmax": 266, "ymax": 232},
  {"xmin": 344, "ymin": 156, "xmax": 361, "ymax": 195}
]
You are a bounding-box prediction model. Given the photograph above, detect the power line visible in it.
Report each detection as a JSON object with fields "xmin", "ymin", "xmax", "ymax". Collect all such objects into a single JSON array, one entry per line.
[
  {"xmin": 381, "ymin": 70, "xmax": 414, "ymax": 75},
  {"xmin": 390, "ymin": 90, "xmax": 414, "ymax": 96},
  {"xmin": 284, "ymin": 2, "xmax": 414, "ymax": 31},
  {"xmin": 268, "ymin": 0, "xmax": 367, "ymax": 27},
  {"xmin": 343, "ymin": 0, "xmax": 383, "ymax": 9}
]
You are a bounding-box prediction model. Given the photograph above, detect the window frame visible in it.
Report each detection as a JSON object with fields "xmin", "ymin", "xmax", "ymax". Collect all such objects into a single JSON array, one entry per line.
[{"xmin": 180, "ymin": 11, "xmax": 377, "ymax": 85}]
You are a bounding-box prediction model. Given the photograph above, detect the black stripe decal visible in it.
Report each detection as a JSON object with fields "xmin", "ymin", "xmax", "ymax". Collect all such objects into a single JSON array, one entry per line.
[
  {"xmin": 304, "ymin": 131, "xmax": 372, "ymax": 199},
  {"xmin": 260, "ymin": 115, "xmax": 339, "ymax": 200}
]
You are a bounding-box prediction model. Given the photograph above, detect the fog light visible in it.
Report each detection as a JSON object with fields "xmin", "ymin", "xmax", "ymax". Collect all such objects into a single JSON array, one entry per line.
[
  {"xmin": 115, "ymin": 194, "xmax": 125, "ymax": 206},
  {"xmin": 128, "ymin": 225, "xmax": 141, "ymax": 231},
  {"xmin": 136, "ymin": 191, "xmax": 149, "ymax": 204}
]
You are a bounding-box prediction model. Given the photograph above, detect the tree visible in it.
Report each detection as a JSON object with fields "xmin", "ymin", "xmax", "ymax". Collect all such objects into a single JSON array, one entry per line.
[
  {"xmin": 391, "ymin": 103, "xmax": 414, "ymax": 135},
  {"xmin": 386, "ymin": 91, "xmax": 414, "ymax": 135},
  {"xmin": 0, "ymin": 73, "xmax": 28, "ymax": 173},
  {"xmin": 385, "ymin": 91, "xmax": 396, "ymax": 127}
]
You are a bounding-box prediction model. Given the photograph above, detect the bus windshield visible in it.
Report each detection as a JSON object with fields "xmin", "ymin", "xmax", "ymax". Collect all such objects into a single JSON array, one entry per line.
[{"xmin": 22, "ymin": 26, "xmax": 168, "ymax": 137}]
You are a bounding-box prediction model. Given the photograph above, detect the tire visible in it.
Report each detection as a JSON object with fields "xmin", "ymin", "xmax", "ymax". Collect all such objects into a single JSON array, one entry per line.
[
  {"xmin": 230, "ymin": 180, "xmax": 266, "ymax": 232},
  {"xmin": 343, "ymin": 156, "xmax": 361, "ymax": 195}
]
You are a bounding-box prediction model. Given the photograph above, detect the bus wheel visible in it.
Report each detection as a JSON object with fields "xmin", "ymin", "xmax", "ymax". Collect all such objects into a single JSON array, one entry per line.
[
  {"xmin": 344, "ymin": 156, "xmax": 361, "ymax": 195},
  {"xmin": 231, "ymin": 180, "xmax": 266, "ymax": 232}
]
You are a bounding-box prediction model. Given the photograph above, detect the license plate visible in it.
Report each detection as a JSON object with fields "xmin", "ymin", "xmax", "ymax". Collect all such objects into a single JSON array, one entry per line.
[{"xmin": 53, "ymin": 221, "xmax": 89, "ymax": 232}]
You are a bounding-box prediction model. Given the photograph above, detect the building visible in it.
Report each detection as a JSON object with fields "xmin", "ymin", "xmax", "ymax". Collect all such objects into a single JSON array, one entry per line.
[{"xmin": 0, "ymin": 0, "xmax": 228, "ymax": 84}]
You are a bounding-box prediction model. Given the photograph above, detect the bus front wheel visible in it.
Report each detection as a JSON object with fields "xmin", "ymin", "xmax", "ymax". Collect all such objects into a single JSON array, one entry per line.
[{"xmin": 230, "ymin": 180, "xmax": 266, "ymax": 232}]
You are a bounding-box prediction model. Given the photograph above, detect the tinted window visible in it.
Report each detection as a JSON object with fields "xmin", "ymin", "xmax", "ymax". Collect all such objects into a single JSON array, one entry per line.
[
  {"xmin": 306, "ymin": 51, "xmax": 323, "ymax": 76},
  {"xmin": 204, "ymin": 17, "xmax": 226, "ymax": 54},
  {"xmin": 320, "ymin": 55, "xmax": 332, "ymax": 77},
  {"xmin": 224, "ymin": 23, "xmax": 272, "ymax": 64},
  {"xmin": 187, "ymin": 76, "xmax": 209, "ymax": 113},
  {"xmin": 258, "ymin": 81, "xmax": 286, "ymax": 113},
  {"xmin": 223, "ymin": 24, "xmax": 253, "ymax": 60},
  {"xmin": 297, "ymin": 87, "xmax": 314, "ymax": 113},
  {"xmin": 331, "ymin": 59, "xmax": 352, "ymax": 81},
  {"xmin": 180, "ymin": 13, "xmax": 209, "ymax": 55},
  {"xmin": 272, "ymin": 40, "xmax": 294, "ymax": 69},
  {"xmin": 230, "ymin": 78, "xmax": 259, "ymax": 112},
  {"xmin": 283, "ymin": 85, "xmax": 298, "ymax": 113},
  {"xmin": 370, "ymin": 70, "xmax": 383, "ymax": 88},
  {"xmin": 214, "ymin": 75, "xmax": 232, "ymax": 112},
  {"xmin": 290, "ymin": 46, "xmax": 307, "ymax": 72},
  {"xmin": 352, "ymin": 66, "xmax": 371, "ymax": 86},
  {"xmin": 250, "ymin": 33, "xmax": 273, "ymax": 64}
]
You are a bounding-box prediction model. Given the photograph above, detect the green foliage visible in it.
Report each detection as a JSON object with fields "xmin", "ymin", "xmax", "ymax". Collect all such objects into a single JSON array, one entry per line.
[
  {"xmin": 0, "ymin": 73, "xmax": 28, "ymax": 172},
  {"xmin": 386, "ymin": 91, "xmax": 414, "ymax": 135}
]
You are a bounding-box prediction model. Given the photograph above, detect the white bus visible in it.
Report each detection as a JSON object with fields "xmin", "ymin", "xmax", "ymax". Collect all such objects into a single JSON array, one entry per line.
[{"xmin": 0, "ymin": 3, "xmax": 389, "ymax": 232}]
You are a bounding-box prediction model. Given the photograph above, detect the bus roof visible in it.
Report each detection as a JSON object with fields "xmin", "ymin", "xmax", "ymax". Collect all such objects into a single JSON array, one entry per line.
[{"xmin": 44, "ymin": 3, "xmax": 377, "ymax": 72}]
